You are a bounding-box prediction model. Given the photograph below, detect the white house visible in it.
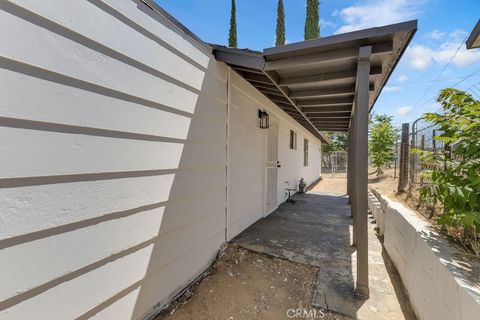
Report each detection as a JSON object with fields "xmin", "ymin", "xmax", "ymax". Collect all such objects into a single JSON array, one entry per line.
[{"xmin": 0, "ymin": 0, "xmax": 415, "ymax": 319}]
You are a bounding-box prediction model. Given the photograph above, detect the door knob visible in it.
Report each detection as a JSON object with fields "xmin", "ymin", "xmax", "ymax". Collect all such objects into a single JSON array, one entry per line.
[{"xmin": 277, "ymin": 161, "xmax": 281, "ymax": 168}]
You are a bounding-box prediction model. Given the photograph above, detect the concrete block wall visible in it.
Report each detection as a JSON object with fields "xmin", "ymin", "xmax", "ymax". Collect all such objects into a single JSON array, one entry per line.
[
  {"xmin": 369, "ymin": 190, "xmax": 480, "ymax": 320},
  {"xmin": 368, "ymin": 192, "xmax": 384, "ymax": 235}
]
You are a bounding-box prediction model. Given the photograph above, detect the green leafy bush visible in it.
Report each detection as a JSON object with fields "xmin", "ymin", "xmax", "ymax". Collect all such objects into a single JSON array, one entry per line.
[{"xmin": 417, "ymin": 88, "xmax": 480, "ymax": 254}]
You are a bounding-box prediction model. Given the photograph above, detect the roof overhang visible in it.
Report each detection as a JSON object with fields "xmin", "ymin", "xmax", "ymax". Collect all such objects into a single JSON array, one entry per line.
[
  {"xmin": 467, "ymin": 20, "xmax": 480, "ymax": 49},
  {"xmin": 212, "ymin": 20, "xmax": 417, "ymax": 143}
]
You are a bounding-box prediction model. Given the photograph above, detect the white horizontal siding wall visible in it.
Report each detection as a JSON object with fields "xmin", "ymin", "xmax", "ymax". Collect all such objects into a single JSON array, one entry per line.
[
  {"xmin": 277, "ymin": 120, "xmax": 322, "ymax": 203},
  {"xmin": 0, "ymin": 1, "xmax": 228, "ymax": 319},
  {"xmin": 1, "ymin": 0, "xmax": 323, "ymax": 318},
  {"xmin": 227, "ymin": 71, "xmax": 322, "ymax": 239}
]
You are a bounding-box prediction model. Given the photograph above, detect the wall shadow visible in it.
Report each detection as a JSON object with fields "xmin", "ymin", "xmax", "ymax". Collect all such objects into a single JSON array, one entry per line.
[{"xmin": 125, "ymin": 58, "xmax": 228, "ymax": 319}]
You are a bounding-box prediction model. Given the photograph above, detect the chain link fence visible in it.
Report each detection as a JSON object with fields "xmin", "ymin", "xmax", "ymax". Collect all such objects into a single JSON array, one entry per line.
[
  {"xmin": 409, "ymin": 118, "xmax": 444, "ymax": 185},
  {"xmin": 321, "ymin": 151, "xmax": 348, "ymax": 174}
]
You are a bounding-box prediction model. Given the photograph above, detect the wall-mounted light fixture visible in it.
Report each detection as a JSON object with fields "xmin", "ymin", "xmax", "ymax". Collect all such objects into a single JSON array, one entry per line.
[{"xmin": 258, "ymin": 109, "xmax": 269, "ymax": 129}]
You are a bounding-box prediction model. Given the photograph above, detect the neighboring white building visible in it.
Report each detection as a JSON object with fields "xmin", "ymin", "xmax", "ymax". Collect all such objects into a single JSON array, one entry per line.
[{"xmin": 0, "ymin": 1, "xmax": 323, "ymax": 319}]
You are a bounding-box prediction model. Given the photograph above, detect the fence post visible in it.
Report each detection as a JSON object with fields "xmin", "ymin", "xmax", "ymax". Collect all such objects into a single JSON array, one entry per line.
[
  {"xmin": 398, "ymin": 123, "xmax": 409, "ymax": 193},
  {"xmin": 432, "ymin": 129, "xmax": 436, "ymax": 152},
  {"xmin": 420, "ymin": 135, "xmax": 425, "ymax": 186},
  {"xmin": 394, "ymin": 140, "xmax": 398, "ymax": 179}
]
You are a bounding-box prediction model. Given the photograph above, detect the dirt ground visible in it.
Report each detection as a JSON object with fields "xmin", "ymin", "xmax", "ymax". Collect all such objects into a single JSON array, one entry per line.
[
  {"xmin": 157, "ymin": 245, "xmax": 346, "ymax": 320},
  {"xmin": 312, "ymin": 167, "xmax": 401, "ymax": 200},
  {"xmin": 367, "ymin": 168, "xmax": 400, "ymax": 199},
  {"xmin": 310, "ymin": 172, "xmax": 347, "ymax": 194}
]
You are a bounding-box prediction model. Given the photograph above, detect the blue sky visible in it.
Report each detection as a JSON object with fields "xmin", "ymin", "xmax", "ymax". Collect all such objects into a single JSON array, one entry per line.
[{"xmin": 155, "ymin": 0, "xmax": 480, "ymax": 126}]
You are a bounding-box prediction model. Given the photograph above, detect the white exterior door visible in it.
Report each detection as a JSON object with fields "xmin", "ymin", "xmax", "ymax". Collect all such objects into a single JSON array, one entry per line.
[{"xmin": 265, "ymin": 120, "xmax": 278, "ymax": 215}]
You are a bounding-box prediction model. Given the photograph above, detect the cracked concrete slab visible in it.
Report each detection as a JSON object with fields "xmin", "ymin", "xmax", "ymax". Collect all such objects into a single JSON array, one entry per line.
[{"xmin": 234, "ymin": 191, "xmax": 416, "ymax": 319}]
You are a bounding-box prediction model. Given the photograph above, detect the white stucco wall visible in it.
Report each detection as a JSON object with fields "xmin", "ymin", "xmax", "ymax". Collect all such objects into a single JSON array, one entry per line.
[{"xmin": 0, "ymin": 1, "xmax": 321, "ymax": 319}]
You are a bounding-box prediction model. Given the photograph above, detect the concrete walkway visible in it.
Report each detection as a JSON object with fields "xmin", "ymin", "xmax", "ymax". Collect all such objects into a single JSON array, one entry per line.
[{"xmin": 234, "ymin": 191, "xmax": 416, "ymax": 320}]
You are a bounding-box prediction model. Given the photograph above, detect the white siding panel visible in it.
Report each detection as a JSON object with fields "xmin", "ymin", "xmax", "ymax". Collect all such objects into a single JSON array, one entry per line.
[
  {"xmin": 178, "ymin": 142, "xmax": 226, "ymax": 169},
  {"xmin": 0, "ymin": 207, "xmax": 164, "ymax": 302},
  {"xmin": 227, "ymin": 78, "xmax": 267, "ymax": 239},
  {"xmin": 1, "ymin": 0, "xmax": 229, "ymax": 319},
  {"xmin": 230, "ymin": 163, "xmax": 263, "ymax": 183},
  {"xmin": 0, "ymin": 244, "xmax": 155, "ymax": 320},
  {"xmin": 0, "ymin": 68, "xmax": 192, "ymax": 139},
  {"xmin": 230, "ymin": 145, "xmax": 264, "ymax": 166},
  {"xmin": 186, "ymin": 117, "xmax": 226, "ymax": 144},
  {"xmin": 158, "ymin": 188, "xmax": 226, "ymax": 236},
  {"xmin": 0, "ymin": 10, "xmax": 199, "ymax": 113},
  {"xmin": 228, "ymin": 212, "xmax": 261, "ymax": 240},
  {"xmin": 166, "ymin": 167, "xmax": 226, "ymax": 201},
  {"xmin": 9, "ymin": 0, "xmax": 205, "ymax": 89},
  {"xmin": 230, "ymin": 177, "xmax": 264, "ymax": 205},
  {"xmin": 101, "ymin": 0, "xmax": 210, "ymax": 68},
  {"xmin": 198, "ymin": 71, "xmax": 228, "ymax": 104},
  {"xmin": 0, "ymin": 175, "xmax": 174, "ymax": 239},
  {"xmin": 90, "ymin": 287, "xmax": 142, "ymax": 320},
  {"xmin": 0, "ymin": 127, "xmax": 183, "ymax": 178},
  {"xmin": 229, "ymin": 193, "xmax": 263, "ymax": 224},
  {"xmin": 140, "ymin": 209, "xmax": 225, "ymax": 274},
  {"xmin": 131, "ymin": 230, "xmax": 225, "ymax": 320}
]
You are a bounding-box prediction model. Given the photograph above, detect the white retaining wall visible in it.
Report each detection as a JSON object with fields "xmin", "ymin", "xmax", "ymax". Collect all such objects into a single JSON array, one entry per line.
[
  {"xmin": 0, "ymin": 1, "xmax": 322, "ymax": 319},
  {"xmin": 369, "ymin": 190, "xmax": 480, "ymax": 320}
]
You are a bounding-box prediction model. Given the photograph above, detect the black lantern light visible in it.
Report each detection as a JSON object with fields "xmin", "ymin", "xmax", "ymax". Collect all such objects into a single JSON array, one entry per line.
[{"xmin": 258, "ymin": 109, "xmax": 269, "ymax": 129}]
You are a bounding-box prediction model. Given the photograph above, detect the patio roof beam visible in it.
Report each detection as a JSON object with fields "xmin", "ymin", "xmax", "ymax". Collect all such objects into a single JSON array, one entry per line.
[
  {"xmin": 303, "ymin": 106, "xmax": 352, "ymax": 113},
  {"xmin": 244, "ymin": 73, "xmax": 274, "ymax": 85},
  {"xmin": 258, "ymin": 88, "xmax": 285, "ymax": 97},
  {"xmin": 279, "ymin": 67, "xmax": 382, "ymax": 86},
  {"xmin": 232, "ymin": 66, "xmax": 264, "ymax": 74},
  {"xmin": 299, "ymin": 97, "xmax": 353, "ymax": 107},
  {"xmin": 291, "ymin": 86, "xmax": 355, "ymax": 99},
  {"xmin": 264, "ymin": 41, "xmax": 393, "ymax": 71},
  {"xmin": 291, "ymin": 83, "xmax": 375, "ymax": 100},
  {"xmin": 215, "ymin": 50, "xmax": 265, "ymax": 70},
  {"xmin": 261, "ymin": 70, "xmax": 329, "ymax": 142},
  {"xmin": 308, "ymin": 112, "xmax": 351, "ymax": 118},
  {"xmin": 313, "ymin": 117, "xmax": 351, "ymax": 121},
  {"xmin": 316, "ymin": 127, "xmax": 348, "ymax": 131},
  {"xmin": 315, "ymin": 122, "xmax": 348, "ymax": 129}
]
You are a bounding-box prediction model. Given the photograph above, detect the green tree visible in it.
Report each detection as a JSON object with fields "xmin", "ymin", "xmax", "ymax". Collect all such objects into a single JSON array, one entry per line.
[
  {"xmin": 229, "ymin": 0, "xmax": 237, "ymax": 48},
  {"xmin": 321, "ymin": 132, "xmax": 348, "ymax": 153},
  {"xmin": 417, "ymin": 88, "xmax": 480, "ymax": 254},
  {"xmin": 304, "ymin": 0, "xmax": 320, "ymax": 40},
  {"xmin": 369, "ymin": 114, "xmax": 397, "ymax": 176},
  {"xmin": 275, "ymin": 0, "xmax": 286, "ymax": 46}
]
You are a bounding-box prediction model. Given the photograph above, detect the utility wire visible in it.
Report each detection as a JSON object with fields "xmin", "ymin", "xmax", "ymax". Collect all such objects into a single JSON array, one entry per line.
[
  {"xmin": 411, "ymin": 33, "xmax": 469, "ymax": 109},
  {"xmin": 450, "ymin": 67, "xmax": 480, "ymax": 87}
]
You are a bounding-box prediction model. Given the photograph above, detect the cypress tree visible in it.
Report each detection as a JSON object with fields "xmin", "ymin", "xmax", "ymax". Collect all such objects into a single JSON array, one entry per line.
[
  {"xmin": 275, "ymin": 0, "xmax": 286, "ymax": 46},
  {"xmin": 304, "ymin": 0, "xmax": 320, "ymax": 40},
  {"xmin": 228, "ymin": 0, "xmax": 238, "ymax": 48}
]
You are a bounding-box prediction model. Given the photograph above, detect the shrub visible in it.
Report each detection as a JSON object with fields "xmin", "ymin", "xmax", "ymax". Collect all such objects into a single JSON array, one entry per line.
[{"xmin": 418, "ymin": 88, "xmax": 480, "ymax": 254}]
